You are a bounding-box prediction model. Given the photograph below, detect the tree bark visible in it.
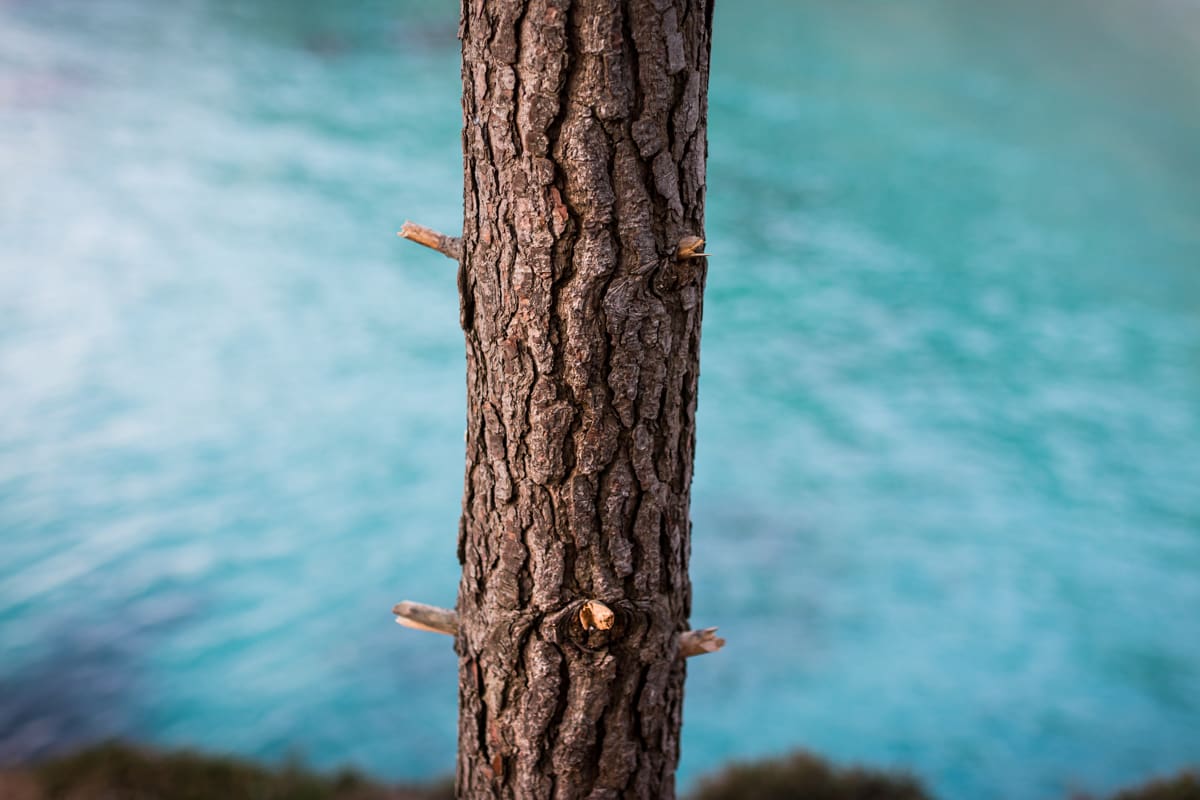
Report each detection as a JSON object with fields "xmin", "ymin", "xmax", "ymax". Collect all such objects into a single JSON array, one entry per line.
[{"xmin": 454, "ymin": 1, "xmax": 713, "ymax": 797}]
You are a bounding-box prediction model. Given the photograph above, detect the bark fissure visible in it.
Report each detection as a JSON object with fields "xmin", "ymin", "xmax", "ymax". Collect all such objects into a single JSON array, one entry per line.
[{"xmin": 455, "ymin": 0, "xmax": 712, "ymax": 796}]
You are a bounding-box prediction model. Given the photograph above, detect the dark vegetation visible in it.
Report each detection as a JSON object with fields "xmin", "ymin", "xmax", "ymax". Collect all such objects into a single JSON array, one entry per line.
[
  {"xmin": 688, "ymin": 750, "xmax": 931, "ymax": 800},
  {"xmin": 0, "ymin": 742, "xmax": 452, "ymax": 800},
  {"xmin": 0, "ymin": 742, "xmax": 1195, "ymax": 800},
  {"xmin": 1101, "ymin": 772, "xmax": 1200, "ymax": 800}
]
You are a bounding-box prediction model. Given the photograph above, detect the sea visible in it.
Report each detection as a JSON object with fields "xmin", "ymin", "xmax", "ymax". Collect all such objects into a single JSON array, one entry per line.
[{"xmin": 1, "ymin": 1, "xmax": 1198, "ymax": 798}]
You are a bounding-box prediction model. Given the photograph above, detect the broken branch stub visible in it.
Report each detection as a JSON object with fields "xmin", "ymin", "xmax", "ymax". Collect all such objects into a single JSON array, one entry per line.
[
  {"xmin": 397, "ymin": 220, "xmax": 462, "ymax": 261},
  {"xmin": 579, "ymin": 599, "xmax": 616, "ymax": 631},
  {"xmin": 392, "ymin": 601, "xmax": 458, "ymax": 635},
  {"xmin": 676, "ymin": 235, "xmax": 710, "ymax": 259},
  {"xmin": 679, "ymin": 627, "xmax": 725, "ymax": 657}
]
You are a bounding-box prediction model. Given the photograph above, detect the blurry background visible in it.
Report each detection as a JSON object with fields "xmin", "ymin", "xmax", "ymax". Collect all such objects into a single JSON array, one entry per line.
[{"xmin": 1, "ymin": 0, "xmax": 1198, "ymax": 798}]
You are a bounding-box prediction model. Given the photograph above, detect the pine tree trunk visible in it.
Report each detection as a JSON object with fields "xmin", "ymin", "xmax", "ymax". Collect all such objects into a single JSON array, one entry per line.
[{"xmin": 454, "ymin": 1, "xmax": 713, "ymax": 797}]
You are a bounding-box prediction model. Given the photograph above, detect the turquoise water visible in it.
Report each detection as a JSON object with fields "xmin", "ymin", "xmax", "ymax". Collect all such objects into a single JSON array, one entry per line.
[{"xmin": 1, "ymin": 1, "xmax": 1199, "ymax": 798}]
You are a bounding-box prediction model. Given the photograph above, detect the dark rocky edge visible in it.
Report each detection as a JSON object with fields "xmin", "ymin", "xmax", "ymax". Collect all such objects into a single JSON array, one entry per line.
[{"xmin": 0, "ymin": 742, "xmax": 1195, "ymax": 800}]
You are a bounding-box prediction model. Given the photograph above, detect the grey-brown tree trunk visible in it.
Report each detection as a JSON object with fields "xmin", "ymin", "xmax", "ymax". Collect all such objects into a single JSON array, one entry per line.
[{"xmin": 454, "ymin": 1, "xmax": 713, "ymax": 797}]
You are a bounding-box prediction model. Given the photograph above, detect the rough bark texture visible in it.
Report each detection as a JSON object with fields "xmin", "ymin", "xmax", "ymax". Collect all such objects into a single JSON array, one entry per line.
[{"xmin": 455, "ymin": 0, "xmax": 713, "ymax": 797}]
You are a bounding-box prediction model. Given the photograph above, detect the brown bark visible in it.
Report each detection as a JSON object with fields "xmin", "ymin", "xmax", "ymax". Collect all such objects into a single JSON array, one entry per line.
[{"xmin": 453, "ymin": 0, "xmax": 713, "ymax": 797}]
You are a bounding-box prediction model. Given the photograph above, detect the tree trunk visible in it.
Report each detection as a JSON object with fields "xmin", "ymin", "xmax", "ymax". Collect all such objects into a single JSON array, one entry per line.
[{"xmin": 454, "ymin": 1, "xmax": 713, "ymax": 797}]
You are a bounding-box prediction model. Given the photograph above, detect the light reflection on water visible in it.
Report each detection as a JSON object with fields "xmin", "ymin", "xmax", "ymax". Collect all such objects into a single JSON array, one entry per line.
[{"xmin": 1, "ymin": 1, "xmax": 1198, "ymax": 798}]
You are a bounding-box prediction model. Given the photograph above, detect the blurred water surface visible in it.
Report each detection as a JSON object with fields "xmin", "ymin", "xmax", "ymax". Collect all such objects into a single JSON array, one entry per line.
[{"xmin": 1, "ymin": 1, "xmax": 1199, "ymax": 798}]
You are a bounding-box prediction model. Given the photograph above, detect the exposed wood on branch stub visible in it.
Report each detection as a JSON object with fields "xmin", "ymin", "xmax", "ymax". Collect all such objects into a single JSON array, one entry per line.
[
  {"xmin": 676, "ymin": 235, "xmax": 710, "ymax": 258},
  {"xmin": 680, "ymin": 627, "xmax": 725, "ymax": 657},
  {"xmin": 392, "ymin": 601, "xmax": 458, "ymax": 635},
  {"xmin": 396, "ymin": 220, "xmax": 462, "ymax": 261},
  {"xmin": 392, "ymin": 600, "xmax": 724, "ymax": 658},
  {"xmin": 579, "ymin": 599, "xmax": 616, "ymax": 631}
]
